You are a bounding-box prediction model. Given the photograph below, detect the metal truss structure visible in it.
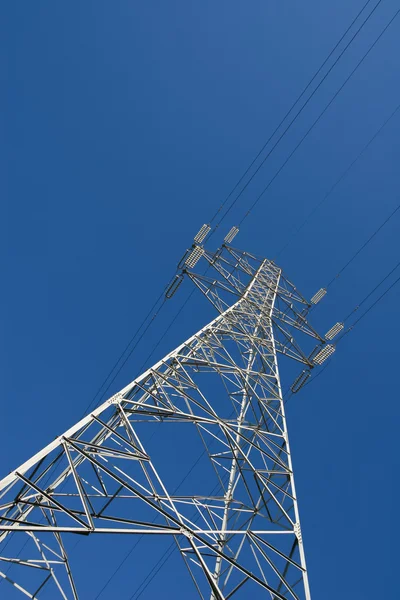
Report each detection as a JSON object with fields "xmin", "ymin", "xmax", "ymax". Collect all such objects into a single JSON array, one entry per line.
[{"xmin": 0, "ymin": 241, "xmax": 331, "ymax": 599}]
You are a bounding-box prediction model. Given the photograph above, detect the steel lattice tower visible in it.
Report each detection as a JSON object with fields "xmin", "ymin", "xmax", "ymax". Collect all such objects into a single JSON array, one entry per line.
[{"xmin": 0, "ymin": 239, "xmax": 333, "ymax": 599}]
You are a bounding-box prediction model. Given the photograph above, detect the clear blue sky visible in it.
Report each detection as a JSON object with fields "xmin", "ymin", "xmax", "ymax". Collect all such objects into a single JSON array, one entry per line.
[{"xmin": 2, "ymin": 1, "xmax": 400, "ymax": 598}]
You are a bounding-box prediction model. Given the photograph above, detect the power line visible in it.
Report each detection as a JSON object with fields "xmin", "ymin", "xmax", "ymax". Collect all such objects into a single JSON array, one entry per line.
[
  {"xmin": 4, "ymin": 6, "xmax": 399, "ymax": 600},
  {"xmin": 213, "ymin": 0, "xmax": 384, "ymax": 230},
  {"xmin": 21, "ymin": 5, "xmax": 399, "ymax": 594},
  {"xmin": 87, "ymin": 101, "xmax": 400, "ymax": 600},
  {"xmin": 300, "ymin": 199, "xmax": 400, "ymax": 317},
  {"xmin": 80, "ymin": 290, "xmax": 167, "ymax": 416},
  {"xmin": 326, "ymin": 203, "xmax": 400, "ymax": 288},
  {"xmin": 77, "ymin": 1, "xmax": 388, "ymax": 410},
  {"xmin": 298, "ymin": 198, "xmax": 400, "ymax": 319},
  {"xmin": 113, "ymin": 5, "xmax": 400, "ymax": 452},
  {"xmin": 207, "ymin": 0, "xmax": 374, "ymax": 228},
  {"xmin": 131, "ymin": 2, "xmax": 398, "ymax": 381},
  {"xmin": 136, "ymin": 288, "xmax": 196, "ymax": 375},
  {"xmin": 338, "ymin": 264, "xmax": 400, "ymax": 341},
  {"xmin": 302, "ymin": 199, "xmax": 400, "ymax": 307},
  {"xmin": 129, "ymin": 542, "xmax": 176, "ymax": 600},
  {"xmin": 136, "ymin": 202, "xmax": 400, "ymax": 414},
  {"xmin": 286, "ymin": 259, "xmax": 400, "ymax": 405},
  {"xmin": 91, "ymin": 298, "xmax": 168, "ymax": 411},
  {"xmin": 343, "ymin": 259, "xmax": 400, "ymax": 322},
  {"xmin": 237, "ymin": 6, "xmax": 400, "ymax": 228},
  {"xmin": 275, "ymin": 100, "xmax": 400, "ymax": 259}
]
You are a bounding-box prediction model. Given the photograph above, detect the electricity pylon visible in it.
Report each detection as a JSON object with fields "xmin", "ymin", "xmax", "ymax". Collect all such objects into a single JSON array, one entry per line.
[{"xmin": 0, "ymin": 235, "xmax": 333, "ymax": 599}]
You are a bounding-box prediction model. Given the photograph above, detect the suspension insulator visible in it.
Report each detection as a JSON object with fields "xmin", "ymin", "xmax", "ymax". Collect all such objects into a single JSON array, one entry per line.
[{"xmin": 165, "ymin": 274, "xmax": 184, "ymax": 299}]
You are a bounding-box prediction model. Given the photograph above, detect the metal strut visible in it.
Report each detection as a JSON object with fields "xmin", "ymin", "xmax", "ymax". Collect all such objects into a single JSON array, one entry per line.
[{"xmin": 0, "ymin": 244, "xmax": 325, "ymax": 599}]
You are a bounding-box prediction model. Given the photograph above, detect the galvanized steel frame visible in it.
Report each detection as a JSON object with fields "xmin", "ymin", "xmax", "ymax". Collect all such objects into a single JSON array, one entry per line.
[{"xmin": 0, "ymin": 244, "xmax": 325, "ymax": 599}]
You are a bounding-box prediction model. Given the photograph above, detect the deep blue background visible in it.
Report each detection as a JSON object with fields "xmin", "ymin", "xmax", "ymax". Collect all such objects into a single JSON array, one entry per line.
[{"xmin": 2, "ymin": 1, "xmax": 400, "ymax": 598}]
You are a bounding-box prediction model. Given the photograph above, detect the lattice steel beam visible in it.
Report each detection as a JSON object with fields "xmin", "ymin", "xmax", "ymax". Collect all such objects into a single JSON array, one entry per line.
[{"xmin": 0, "ymin": 244, "xmax": 328, "ymax": 599}]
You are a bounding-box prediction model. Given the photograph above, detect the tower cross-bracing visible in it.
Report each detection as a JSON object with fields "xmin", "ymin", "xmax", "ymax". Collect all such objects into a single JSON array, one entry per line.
[{"xmin": 0, "ymin": 242, "xmax": 330, "ymax": 599}]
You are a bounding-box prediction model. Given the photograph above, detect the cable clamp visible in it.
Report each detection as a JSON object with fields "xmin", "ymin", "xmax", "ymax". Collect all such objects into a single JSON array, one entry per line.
[
  {"xmin": 181, "ymin": 527, "xmax": 193, "ymax": 539},
  {"xmin": 294, "ymin": 522, "xmax": 303, "ymax": 544},
  {"xmin": 109, "ymin": 392, "xmax": 123, "ymax": 405}
]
